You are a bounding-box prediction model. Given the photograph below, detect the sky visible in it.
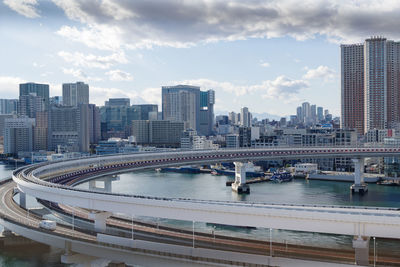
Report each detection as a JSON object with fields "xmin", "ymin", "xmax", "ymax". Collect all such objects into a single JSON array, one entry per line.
[{"xmin": 1, "ymin": 0, "xmax": 400, "ymax": 119}]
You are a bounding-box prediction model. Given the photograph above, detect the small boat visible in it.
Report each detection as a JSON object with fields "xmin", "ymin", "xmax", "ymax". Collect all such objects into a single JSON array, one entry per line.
[{"xmin": 270, "ymin": 172, "xmax": 293, "ymax": 183}]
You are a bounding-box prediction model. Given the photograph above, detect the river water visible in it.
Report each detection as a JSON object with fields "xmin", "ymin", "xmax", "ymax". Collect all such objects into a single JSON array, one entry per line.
[{"xmin": 1, "ymin": 163, "xmax": 400, "ymax": 265}]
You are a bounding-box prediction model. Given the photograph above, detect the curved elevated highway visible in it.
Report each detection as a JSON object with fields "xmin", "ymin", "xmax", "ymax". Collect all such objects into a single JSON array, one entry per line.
[
  {"xmin": 7, "ymin": 147, "xmax": 400, "ymax": 265},
  {"xmin": 12, "ymin": 147, "xmax": 400, "ymax": 238}
]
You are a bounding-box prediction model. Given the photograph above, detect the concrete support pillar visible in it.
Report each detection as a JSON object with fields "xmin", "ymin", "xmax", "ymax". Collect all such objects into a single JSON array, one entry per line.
[
  {"xmin": 64, "ymin": 240, "xmax": 72, "ymax": 256},
  {"xmin": 89, "ymin": 177, "xmax": 116, "ymax": 192},
  {"xmin": 88, "ymin": 211, "xmax": 111, "ymax": 232},
  {"xmin": 352, "ymin": 236, "xmax": 370, "ymax": 266},
  {"xmin": 19, "ymin": 191, "xmax": 26, "ymax": 209},
  {"xmin": 1, "ymin": 227, "xmax": 13, "ymax": 236},
  {"xmin": 104, "ymin": 179, "xmax": 112, "ymax": 192},
  {"xmin": 89, "ymin": 180, "xmax": 96, "ymax": 191},
  {"xmin": 231, "ymin": 162, "xmax": 250, "ymax": 194},
  {"xmin": 351, "ymin": 158, "xmax": 368, "ymax": 194}
]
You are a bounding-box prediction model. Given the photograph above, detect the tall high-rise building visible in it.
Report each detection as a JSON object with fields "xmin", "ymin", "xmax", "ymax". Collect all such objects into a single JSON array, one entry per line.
[
  {"xmin": 77, "ymin": 104, "xmax": 101, "ymax": 152},
  {"xmin": 302, "ymin": 102, "xmax": 311, "ymax": 123},
  {"xmin": 48, "ymin": 105, "xmax": 79, "ymax": 152},
  {"xmin": 62, "ymin": 82, "xmax": 89, "ymax": 107},
  {"xmin": 317, "ymin": 107, "xmax": 324, "ymax": 122},
  {"xmin": 311, "ymin": 105, "xmax": 317, "ymax": 122},
  {"xmin": 240, "ymin": 107, "xmax": 251, "ymax": 127},
  {"xmin": 34, "ymin": 111, "xmax": 48, "ymax": 151},
  {"xmin": 106, "ymin": 98, "xmax": 130, "ymax": 107},
  {"xmin": 364, "ymin": 37, "xmax": 387, "ymax": 131},
  {"xmin": 296, "ymin": 106, "xmax": 302, "ymax": 123},
  {"xmin": 228, "ymin": 112, "xmax": 236, "ymax": 124},
  {"xmin": 199, "ymin": 90, "xmax": 215, "ymax": 136},
  {"xmin": 162, "ymin": 85, "xmax": 200, "ymax": 131},
  {"xmin": 4, "ymin": 117, "xmax": 35, "ymax": 154},
  {"xmin": 19, "ymin": 83, "xmax": 49, "ymax": 110},
  {"xmin": 18, "ymin": 93, "xmax": 45, "ymax": 118},
  {"xmin": 341, "ymin": 36, "xmax": 400, "ymax": 134},
  {"xmin": 0, "ymin": 99, "xmax": 18, "ymax": 114},
  {"xmin": 341, "ymin": 43, "xmax": 364, "ymax": 134}
]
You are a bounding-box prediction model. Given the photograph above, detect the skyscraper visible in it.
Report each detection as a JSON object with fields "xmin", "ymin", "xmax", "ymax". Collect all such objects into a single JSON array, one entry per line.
[
  {"xmin": 0, "ymin": 99, "xmax": 18, "ymax": 114},
  {"xmin": 18, "ymin": 93, "xmax": 45, "ymax": 118},
  {"xmin": 62, "ymin": 82, "xmax": 89, "ymax": 106},
  {"xmin": 19, "ymin": 83, "xmax": 49, "ymax": 110},
  {"xmin": 317, "ymin": 107, "xmax": 324, "ymax": 122},
  {"xmin": 341, "ymin": 37, "xmax": 400, "ymax": 134},
  {"xmin": 162, "ymin": 85, "xmax": 200, "ymax": 131},
  {"xmin": 4, "ymin": 117, "xmax": 35, "ymax": 154},
  {"xmin": 199, "ymin": 90, "xmax": 215, "ymax": 136},
  {"xmin": 302, "ymin": 102, "xmax": 311, "ymax": 123},
  {"xmin": 240, "ymin": 107, "xmax": 251, "ymax": 127}
]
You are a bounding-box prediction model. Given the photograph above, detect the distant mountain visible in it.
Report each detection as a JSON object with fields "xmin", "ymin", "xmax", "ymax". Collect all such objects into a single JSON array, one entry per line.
[
  {"xmin": 215, "ymin": 110, "xmax": 285, "ymax": 121},
  {"xmin": 251, "ymin": 112, "xmax": 284, "ymax": 121}
]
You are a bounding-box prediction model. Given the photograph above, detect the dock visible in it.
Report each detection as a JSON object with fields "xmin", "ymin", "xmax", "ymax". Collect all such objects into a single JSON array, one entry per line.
[{"xmin": 226, "ymin": 176, "xmax": 270, "ymax": 186}]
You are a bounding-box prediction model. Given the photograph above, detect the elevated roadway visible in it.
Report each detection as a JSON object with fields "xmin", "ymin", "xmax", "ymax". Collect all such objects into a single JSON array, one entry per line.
[{"xmin": 12, "ymin": 147, "xmax": 400, "ymax": 238}]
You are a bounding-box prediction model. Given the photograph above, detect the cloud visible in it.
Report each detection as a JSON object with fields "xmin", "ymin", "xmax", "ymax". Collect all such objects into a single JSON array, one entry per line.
[
  {"xmin": 57, "ymin": 51, "xmax": 128, "ymax": 69},
  {"xmin": 90, "ymin": 86, "xmax": 157, "ymax": 106},
  {"xmin": 0, "ymin": 76, "xmax": 25, "ymax": 98},
  {"xmin": 106, "ymin": 69, "xmax": 133, "ymax": 81},
  {"xmin": 260, "ymin": 61, "xmax": 270, "ymax": 68},
  {"xmin": 62, "ymin": 67, "xmax": 103, "ymax": 81},
  {"xmin": 52, "ymin": 0, "xmax": 400, "ymax": 51},
  {"xmin": 261, "ymin": 75, "xmax": 309, "ymax": 100},
  {"xmin": 3, "ymin": 0, "xmax": 40, "ymax": 18},
  {"xmin": 172, "ymin": 75, "xmax": 308, "ymax": 100},
  {"xmin": 303, "ymin": 65, "xmax": 336, "ymax": 81}
]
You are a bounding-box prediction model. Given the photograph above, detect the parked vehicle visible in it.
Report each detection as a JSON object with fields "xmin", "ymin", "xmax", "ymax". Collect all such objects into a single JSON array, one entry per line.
[{"xmin": 39, "ymin": 220, "xmax": 56, "ymax": 230}]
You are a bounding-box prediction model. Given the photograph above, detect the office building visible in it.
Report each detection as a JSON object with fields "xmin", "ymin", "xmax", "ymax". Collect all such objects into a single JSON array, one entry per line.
[
  {"xmin": 240, "ymin": 107, "xmax": 251, "ymax": 127},
  {"xmin": 34, "ymin": 111, "xmax": 48, "ymax": 151},
  {"xmin": 133, "ymin": 104, "xmax": 158, "ymax": 120},
  {"xmin": 302, "ymin": 102, "xmax": 311, "ymax": 124},
  {"xmin": 50, "ymin": 96, "xmax": 62, "ymax": 105},
  {"xmin": 199, "ymin": 90, "xmax": 215, "ymax": 136},
  {"xmin": 0, "ymin": 114, "xmax": 16, "ymax": 138},
  {"xmin": 100, "ymin": 102, "xmax": 158, "ymax": 139},
  {"xmin": 0, "ymin": 99, "xmax": 18, "ymax": 114},
  {"xmin": 18, "ymin": 93, "xmax": 45, "ymax": 118},
  {"xmin": 48, "ymin": 105, "xmax": 79, "ymax": 152},
  {"xmin": 4, "ymin": 117, "xmax": 35, "ymax": 154},
  {"xmin": 131, "ymin": 120, "xmax": 184, "ymax": 147},
  {"xmin": 62, "ymin": 82, "xmax": 89, "ymax": 106},
  {"xmin": 317, "ymin": 107, "xmax": 324, "ymax": 122},
  {"xmin": 106, "ymin": 98, "xmax": 130, "ymax": 107},
  {"xmin": 226, "ymin": 134, "xmax": 239, "ymax": 148},
  {"xmin": 78, "ymin": 104, "xmax": 101, "ymax": 152},
  {"xmin": 19, "ymin": 83, "xmax": 49, "ymax": 110},
  {"xmin": 341, "ymin": 36, "xmax": 400, "ymax": 134},
  {"xmin": 162, "ymin": 85, "xmax": 200, "ymax": 132}
]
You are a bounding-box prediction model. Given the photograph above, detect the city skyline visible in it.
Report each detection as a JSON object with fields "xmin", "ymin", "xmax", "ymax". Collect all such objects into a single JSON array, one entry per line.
[{"xmin": 2, "ymin": 1, "xmax": 400, "ymax": 117}]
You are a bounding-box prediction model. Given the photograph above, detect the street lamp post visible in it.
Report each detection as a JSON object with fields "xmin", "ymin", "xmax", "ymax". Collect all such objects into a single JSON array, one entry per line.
[
  {"xmin": 192, "ymin": 221, "xmax": 195, "ymax": 248},
  {"xmin": 132, "ymin": 214, "xmax": 134, "ymax": 240},
  {"xmin": 373, "ymin": 237, "xmax": 376, "ymax": 267},
  {"xmin": 269, "ymin": 228, "xmax": 272, "ymax": 257}
]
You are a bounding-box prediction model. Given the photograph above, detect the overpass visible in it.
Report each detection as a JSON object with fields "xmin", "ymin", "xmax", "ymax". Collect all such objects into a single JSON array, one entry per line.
[{"xmin": 9, "ymin": 147, "xmax": 400, "ymax": 265}]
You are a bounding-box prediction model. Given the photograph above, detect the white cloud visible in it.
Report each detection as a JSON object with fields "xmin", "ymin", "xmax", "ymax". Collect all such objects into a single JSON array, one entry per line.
[
  {"xmin": 261, "ymin": 75, "xmax": 309, "ymax": 101},
  {"xmin": 62, "ymin": 68, "xmax": 102, "ymax": 81},
  {"xmin": 106, "ymin": 69, "xmax": 133, "ymax": 81},
  {"xmin": 52, "ymin": 0, "xmax": 400, "ymax": 51},
  {"xmin": 57, "ymin": 51, "xmax": 128, "ymax": 69},
  {"xmin": 173, "ymin": 75, "xmax": 308, "ymax": 100},
  {"xmin": 303, "ymin": 65, "xmax": 336, "ymax": 81},
  {"xmin": 89, "ymin": 86, "xmax": 157, "ymax": 107},
  {"xmin": 260, "ymin": 61, "xmax": 270, "ymax": 68},
  {"xmin": 0, "ymin": 76, "xmax": 25, "ymax": 98},
  {"xmin": 3, "ymin": 0, "xmax": 40, "ymax": 18}
]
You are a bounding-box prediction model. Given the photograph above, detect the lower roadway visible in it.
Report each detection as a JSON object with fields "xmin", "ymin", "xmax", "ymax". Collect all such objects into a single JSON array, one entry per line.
[{"xmin": 2, "ymin": 178, "xmax": 400, "ymax": 266}]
